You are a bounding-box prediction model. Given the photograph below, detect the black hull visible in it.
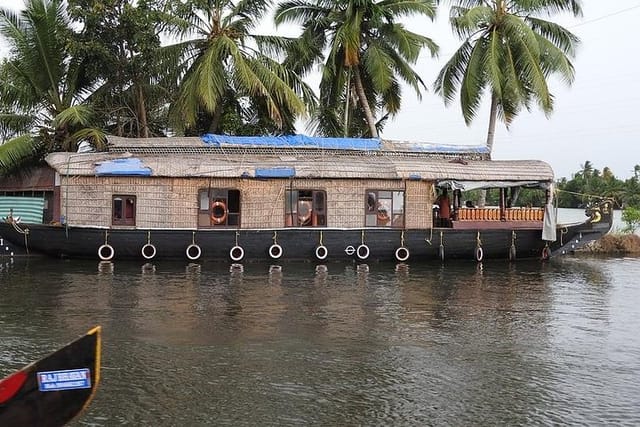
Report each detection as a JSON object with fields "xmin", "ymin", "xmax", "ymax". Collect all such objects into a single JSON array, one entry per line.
[
  {"xmin": 0, "ymin": 327, "xmax": 101, "ymax": 427},
  {"xmin": 0, "ymin": 215, "xmax": 612, "ymax": 263}
]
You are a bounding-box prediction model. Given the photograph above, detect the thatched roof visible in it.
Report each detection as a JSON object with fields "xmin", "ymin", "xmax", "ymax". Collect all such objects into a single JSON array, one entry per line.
[{"xmin": 45, "ymin": 135, "xmax": 554, "ymax": 183}]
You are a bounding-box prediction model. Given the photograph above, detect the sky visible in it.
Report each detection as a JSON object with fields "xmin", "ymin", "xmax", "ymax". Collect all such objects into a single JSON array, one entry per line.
[{"xmin": 1, "ymin": 1, "xmax": 639, "ymax": 180}]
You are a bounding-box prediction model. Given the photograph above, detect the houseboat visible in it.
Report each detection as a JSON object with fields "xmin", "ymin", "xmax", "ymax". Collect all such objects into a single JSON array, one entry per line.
[{"xmin": 0, "ymin": 135, "xmax": 613, "ymax": 263}]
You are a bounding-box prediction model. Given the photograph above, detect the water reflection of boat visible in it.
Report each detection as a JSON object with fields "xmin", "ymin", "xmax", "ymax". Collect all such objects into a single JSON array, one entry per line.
[
  {"xmin": 0, "ymin": 135, "xmax": 613, "ymax": 262},
  {"xmin": 0, "ymin": 326, "xmax": 101, "ymax": 427}
]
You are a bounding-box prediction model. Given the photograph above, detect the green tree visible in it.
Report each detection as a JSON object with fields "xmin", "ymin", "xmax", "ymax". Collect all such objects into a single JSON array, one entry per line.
[
  {"xmin": 579, "ymin": 160, "xmax": 594, "ymax": 179},
  {"xmin": 165, "ymin": 0, "xmax": 313, "ymax": 135},
  {"xmin": 624, "ymin": 175, "xmax": 640, "ymax": 208},
  {"xmin": 622, "ymin": 207, "xmax": 640, "ymax": 233},
  {"xmin": 275, "ymin": 0, "xmax": 438, "ymax": 137},
  {"xmin": 435, "ymin": 0, "xmax": 582, "ymax": 154},
  {"xmin": 68, "ymin": 0, "xmax": 172, "ymax": 138},
  {"xmin": 555, "ymin": 162, "xmax": 627, "ymax": 209},
  {"xmin": 0, "ymin": 0, "xmax": 104, "ymax": 177}
]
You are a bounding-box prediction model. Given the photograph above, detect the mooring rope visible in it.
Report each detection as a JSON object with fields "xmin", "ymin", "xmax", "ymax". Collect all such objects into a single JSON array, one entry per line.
[
  {"xmin": 10, "ymin": 218, "xmax": 30, "ymax": 253},
  {"xmin": 556, "ymin": 189, "xmax": 616, "ymax": 205},
  {"xmin": 425, "ymin": 227, "xmax": 433, "ymax": 245}
]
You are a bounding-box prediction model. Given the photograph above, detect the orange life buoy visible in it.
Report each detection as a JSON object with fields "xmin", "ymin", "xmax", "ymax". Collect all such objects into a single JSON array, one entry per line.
[{"xmin": 211, "ymin": 201, "xmax": 228, "ymax": 224}]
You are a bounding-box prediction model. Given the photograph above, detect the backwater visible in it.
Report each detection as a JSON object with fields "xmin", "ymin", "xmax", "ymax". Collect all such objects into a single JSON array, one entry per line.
[{"xmin": 1, "ymin": 254, "xmax": 639, "ymax": 426}]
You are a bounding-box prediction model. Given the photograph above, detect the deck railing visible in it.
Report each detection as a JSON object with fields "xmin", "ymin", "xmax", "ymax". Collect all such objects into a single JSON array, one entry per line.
[{"xmin": 456, "ymin": 207, "xmax": 544, "ymax": 221}]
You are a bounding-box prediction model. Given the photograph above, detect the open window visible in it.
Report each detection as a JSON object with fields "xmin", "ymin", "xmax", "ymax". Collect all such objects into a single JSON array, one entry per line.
[
  {"xmin": 112, "ymin": 195, "xmax": 136, "ymax": 226},
  {"xmin": 365, "ymin": 190, "xmax": 404, "ymax": 227},
  {"xmin": 198, "ymin": 188, "xmax": 240, "ymax": 227},
  {"xmin": 285, "ymin": 190, "xmax": 326, "ymax": 227}
]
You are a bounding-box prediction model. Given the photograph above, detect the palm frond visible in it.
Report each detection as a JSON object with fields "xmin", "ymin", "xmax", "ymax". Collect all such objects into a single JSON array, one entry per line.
[
  {"xmin": 459, "ymin": 36, "xmax": 487, "ymax": 125},
  {"xmin": 434, "ymin": 40, "xmax": 473, "ymax": 104},
  {"xmin": 0, "ymin": 134, "xmax": 41, "ymax": 177},
  {"xmin": 484, "ymin": 27, "xmax": 503, "ymax": 101},
  {"xmin": 68, "ymin": 127, "xmax": 107, "ymax": 151},
  {"xmin": 361, "ymin": 42, "xmax": 394, "ymax": 94},
  {"xmin": 517, "ymin": 0, "xmax": 583, "ymax": 17},
  {"xmin": 526, "ymin": 16, "xmax": 580, "ymax": 56},
  {"xmin": 53, "ymin": 104, "xmax": 94, "ymax": 128},
  {"xmin": 535, "ymin": 33, "xmax": 575, "ymax": 84},
  {"xmin": 503, "ymin": 15, "xmax": 550, "ymax": 112},
  {"xmin": 383, "ymin": 0, "xmax": 437, "ymax": 20}
]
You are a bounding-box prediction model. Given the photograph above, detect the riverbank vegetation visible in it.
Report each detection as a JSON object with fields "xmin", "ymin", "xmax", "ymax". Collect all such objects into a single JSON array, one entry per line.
[
  {"xmin": 559, "ymin": 161, "xmax": 640, "ymax": 253},
  {"xmin": 580, "ymin": 234, "xmax": 640, "ymax": 255}
]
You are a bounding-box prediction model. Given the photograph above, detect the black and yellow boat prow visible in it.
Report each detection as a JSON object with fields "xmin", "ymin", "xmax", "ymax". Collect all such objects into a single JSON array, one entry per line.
[{"xmin": 0, "ymin": 326, "xmax": 101, "ymax": 427}]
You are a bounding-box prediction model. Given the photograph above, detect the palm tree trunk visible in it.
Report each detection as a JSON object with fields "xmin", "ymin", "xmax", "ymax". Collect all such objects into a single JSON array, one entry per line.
[
  {"xmin": 486, "ymin": 93, "xmax": 498, "ymax": 157},
  {"xmin": 478, "ymin": 94, "xmax": 499, "ymax": 207},
  {"xmin": 344, "ymin": 70, "xmax": 351, "ymax": 137},
  {"xmin": 137, "ymin": 84, "xmax": 149, "ymax": 138},
  {"xmin": 209, "ymin": 104, "xmax": 224, "ymax": 133},
  {"xmin": 352, "ymin": 68, "xmax": 378, "ymax": 138}
]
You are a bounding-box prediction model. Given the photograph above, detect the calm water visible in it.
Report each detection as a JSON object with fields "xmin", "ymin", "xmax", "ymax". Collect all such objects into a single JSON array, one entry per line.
[{"xmin": 1, "ymin": 256, "xmax": 640, "ymax": 426}]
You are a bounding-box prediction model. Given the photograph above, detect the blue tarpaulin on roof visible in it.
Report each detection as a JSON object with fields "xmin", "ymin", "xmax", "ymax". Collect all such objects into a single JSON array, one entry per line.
[
  {"xmin": 95, "ymin": 158, "xmax": 152, "ymax": 176},
  {"xmin": 255, "ymin": 167, "xmax": 296, "ymax": 178},
  {"xmin": 201, "ymin": 134, "xmax": 381, "ymax": 151}
]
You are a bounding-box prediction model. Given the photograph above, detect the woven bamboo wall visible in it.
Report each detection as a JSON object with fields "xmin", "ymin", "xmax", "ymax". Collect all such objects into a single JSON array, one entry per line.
[
  {"xmin": 60, "ymin": 176, "xmax": 435, "ymax": 229},
  {"xmin": 405, "ymin": 180, "xmax": 435, "ymax": 228},
  {"xmin": 61, "ymin": 176, "xmax": 189, "ymax": 228}
]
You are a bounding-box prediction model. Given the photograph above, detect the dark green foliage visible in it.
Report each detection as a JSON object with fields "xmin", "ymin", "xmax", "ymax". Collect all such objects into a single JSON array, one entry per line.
[
  {"xmin": 0, "ymin": 0, "xmax": 105, "ymax": 177},
  {"xmin": 275, "ymin": 0, "xmax": 438, "ymax": 137},
  {"xmin": 555, "ymin": 161, "xmax": 640, "ymax": 209},
  {"xmin": 68, "ymin": 0, "xmax": 172, "ymax": 137},
  {"xmin": 164, "ymin": 0, "xmax": 313, "ymax": 136}
]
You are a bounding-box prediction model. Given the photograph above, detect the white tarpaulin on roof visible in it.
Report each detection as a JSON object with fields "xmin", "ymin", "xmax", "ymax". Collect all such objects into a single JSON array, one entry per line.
[{"xmin": 436, "ymin": 180, "xmax": 552, "ymax": 191}]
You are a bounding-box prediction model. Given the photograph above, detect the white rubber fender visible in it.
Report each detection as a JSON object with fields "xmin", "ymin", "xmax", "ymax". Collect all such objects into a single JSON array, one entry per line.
[
  {"xmin": 395, "ymin": 246, "xmax": 410, "ymax": 262},
  {"xmin": 356, "ymin": 244, "xmax": 370, "ymax": 260},
  {"xmin": 315, "ymin": 245, "xmax": 328, "ymax": 260},
  {"xmin": 186, "ymin": 244, "xmax": 202, "ymax": 260},
  {"xmin": 230, "ymin": 245, "xmax": 245, "ymax": 262},
  {"xmin": 141, "ymin": 243, "xmax": 156, "ymax": 260},
  {"xmin": 98, "ymin": 244, "xmax": 114, "ymax": 261},
  {"xmin": 269, "ymin": 243, "xmax": 283, "ymax": 259}
]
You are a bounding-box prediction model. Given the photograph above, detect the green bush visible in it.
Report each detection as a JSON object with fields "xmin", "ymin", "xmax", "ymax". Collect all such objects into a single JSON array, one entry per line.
[{"xmin": 621, "ymin": 206, "xmax": 640, "ymax": 233}]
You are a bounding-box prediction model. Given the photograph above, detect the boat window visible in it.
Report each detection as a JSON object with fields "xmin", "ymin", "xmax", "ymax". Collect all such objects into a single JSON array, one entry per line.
[
  {"xmin": 285, "ymin": 190, "xmax": 326, "ymax": 227},
  {"xmin": 197, "ymin": 188, "xmax": 241, "ymax": 227},
  {"xmin": 112, "ymin": 195, "xmax": 136, "ymax": 226},
  {"xmin": 365, "ymin": 190, "xmax": 404, "ymax": 227}
]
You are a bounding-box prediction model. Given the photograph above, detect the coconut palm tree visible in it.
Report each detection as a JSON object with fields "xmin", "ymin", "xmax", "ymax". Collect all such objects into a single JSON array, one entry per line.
[
  {"xmin": 435, "ymin": 0, "xmax": 583, "ymax": 154},
  {"xmin": 0, "ymin": 0, "xmax": 105, "ymax": 177},
  {"xmin": 165, "ymin": 0, "xmax": 314, "ymax": 135},
  {"xmin": 274, "ymin": 0, "xmax": 438, "ymax": 138}
]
